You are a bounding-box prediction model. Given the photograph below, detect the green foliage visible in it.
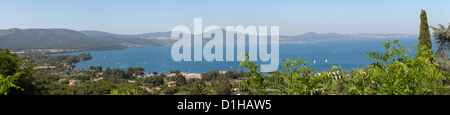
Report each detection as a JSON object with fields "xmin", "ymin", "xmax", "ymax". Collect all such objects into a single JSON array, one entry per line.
[
  {"xmin": 430, "ymin": 23, "xmax": 450, "ymax": 72},
  {"xmin": 89, "ymin": 66, "xmax": 96, "ymax": 70},
  {"xmin": 418, "ymin": 9, "xmax": 433, "ymax": 54},
  {"xmin": 33, "ymin": 73, "xmax": 60, "ymax": 84},
  {"xmin": 96, "ymin": 66, "xmax": 103, "ymax": 72},
  {"xmin": 109, "ymin": 89, "xmax": 144, "ymax": 95},
  {"xmin": 349, "ymin": 40, "xmax": 446, "ymax": 95},
  {"xmin": 239, "ymin": 40, "xmax": 449, "ymax": 95},
  {"xmin": 0, "ymin": 74, "xmax": 21, "ymax": 95},
  {"xmin": 430, "ymin": 23, "xmax": 450, "ymax": 57},
  {"xmin": 18, "ymin": 53, "xmax": 92, "ymax": 69},
  {"xmin": 213, "ymin": 74, "xmax": 232, "ymax": 95},
  {"xmin": 85, "ymin": 81, "xmax": 117, "ymax": 95},
  {"xmin": 225, "ymin": 70, "xmax": 246, "ymax": 79},
  {"xmin": 0, "ymin": 48, "xmax": 37, "ymax": 95},
  {"xmin": 161, "ymin": 87, "xmax": 178, "ymax": 95},
  {"xmin": 175, "ymin": 74, "xmax": 186, "ymax": 85},
  {"xmin": 175, "ymin": 70, "xmax": 181, "ymax": 74},
  {"xmin": 187, "ymin": 79, "xmax": 208, "ymax": 95},
  {"xmin": 239, "ymin": 53, "xmax": 268, "ymax": 95},
  {"xmin": 111, "ymin": 83, "xmax": 147, "ymax": 95},
  {"xmin": 137, "ymin": 75, "xmax": 164, "ymax": 87},
  {"xmin": 201, "ymin": 70, "xmax": 220, "ymax": 81}
]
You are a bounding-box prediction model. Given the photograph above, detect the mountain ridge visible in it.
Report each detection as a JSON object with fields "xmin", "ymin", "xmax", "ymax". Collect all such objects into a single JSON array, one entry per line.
[{"xmin": 0, "ymin": 28, "xmax": 418, "ymax": 52}]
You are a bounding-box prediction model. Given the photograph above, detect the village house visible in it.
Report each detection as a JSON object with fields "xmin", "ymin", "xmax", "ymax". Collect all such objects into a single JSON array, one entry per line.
[
  {"xmin": 136, "ymin": 74, "xmax": 156, "ymax": 78},
  {"xmin": 168, "ymin": 81, "xmax": 177, "ymax": 87},
  {"xmin": 219, "ymin": 71, "xmax": 227, "ymax": 74},
  {"xmin": 35, "ymin": 66, "xmax": 56, "ymax": 70},
  {"xmin": 96, "ymin": 73, "xmax": 103, "ymax": 77},
  {"xmin": 91, "ymin": 77, "xmax": 103, "ymax": 82},
  {"xmin": 180, "ymin": 72, "xmax": 188, "ymax": 76},
  {"xmin": 68, "ymin": 80, "xmax": 80, "ymax": 86},
  {"xmin": 146, "ymin": 88, "xmax": 155, "ymax": 93},
  {"xmin": 167, "ymin": 73, "xmax": 176, "ymax": 77},
  {"xmin": 146, "ymin": 87, "xmax": 162, "ymax": 93},
  {"xmin": 184, "ymin": 73, "xmax": 201, "ymax": 79}
]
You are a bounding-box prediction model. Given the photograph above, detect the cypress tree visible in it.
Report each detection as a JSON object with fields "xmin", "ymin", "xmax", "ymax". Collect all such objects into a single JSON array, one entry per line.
[{"xmin": 418, "ymin": 9, "xmax": 433, "ymax": 54}]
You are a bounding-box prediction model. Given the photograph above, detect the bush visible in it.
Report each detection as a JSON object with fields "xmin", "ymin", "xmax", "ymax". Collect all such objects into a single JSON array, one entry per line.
[{"xmin": 239, "ymin": 40, "xmax": 449, "ymax": 95}]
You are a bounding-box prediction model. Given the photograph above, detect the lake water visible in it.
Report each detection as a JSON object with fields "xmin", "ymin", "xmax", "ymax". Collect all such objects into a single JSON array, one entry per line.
[{"xmin": 58, "ymin": 38, "xmax": 425, "ymax": 74}]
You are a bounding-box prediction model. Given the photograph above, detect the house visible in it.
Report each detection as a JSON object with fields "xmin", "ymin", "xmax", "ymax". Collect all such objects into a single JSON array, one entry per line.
[
  {"xmin": 68, "ymin": 80, "xmax": 80, "ymax": 86},
  {"xmin": 91, "ymin": 77, "xmax": 103, "ymax": 82},
  {"xmin": 219, "ymin": 71, "xmax": 227, "ymax": 74},
  {"xmin": 168, "ymin": 81, "xmax": 177, "ymax": 87},
  {"xmin": 146, "ymin": 87, "xmax": 162, "ymax": 93},
  {"xmin": 96, "ymin": 73, "xmax": 104, "ymax": 77},
  {"xmin": 144, "ymin": 74, "xmax": 155, "ymax": 78},
  {"xmin": 185, "ymin": 73, "xmax": 201, "ymax": 79},
  {"xmin": 167, "ymin": 73, "xmax": 176, "ymax": 77},
  {"xmin": 35, "ymin": 66, "xmax": 56, "ymax": 70},
  {"xmin": 146, "ymin": 88, "xmax": 155, "ymax": 93},
  {"xmin": 180, "ymin": 72, "xmax": 188, "ymax": 76}
]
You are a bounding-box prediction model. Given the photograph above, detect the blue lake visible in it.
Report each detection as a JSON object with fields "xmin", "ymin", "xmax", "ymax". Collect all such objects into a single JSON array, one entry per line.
[{"xmin": 58, "ymin": 38, "xmax": 425, "ymax": 74}]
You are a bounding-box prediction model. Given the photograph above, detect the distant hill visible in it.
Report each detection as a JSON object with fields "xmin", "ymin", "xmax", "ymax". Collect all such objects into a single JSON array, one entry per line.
[
  {"xmin": 0, "ymin": 28, "xmax": 176, "ymax": 51},
  {"xmin": 0, "ymin": 28, "xmax": 125, "ymax": 51},
  {"xmin": 0, "ymin": 28, "xmax": 418, "ymax": 52},
  {"xmin": 279, "ymin": 32, "xmax": 418, "ymax": 43},
  {"xmin": 79, "ymin": 30, "xmax": 170, "ymax": 47}
]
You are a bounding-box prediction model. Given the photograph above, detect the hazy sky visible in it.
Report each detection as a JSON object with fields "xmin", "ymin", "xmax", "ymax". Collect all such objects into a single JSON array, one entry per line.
[{"xmin": 0, "ymin": 0, "xmax": 449, "ymax": 35}]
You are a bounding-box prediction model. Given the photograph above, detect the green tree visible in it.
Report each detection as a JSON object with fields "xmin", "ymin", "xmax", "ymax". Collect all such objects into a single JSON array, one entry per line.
[
  {"xmin": 431, "ymin": 23, "xmax": 450, "ymax": 71},
  {"xmin": 86, "ymin": 81, "xmax": 116, "ymax": 95},
  {"xmin": 33, "ymin": 73, "xmax": 60, "ymax": 85},
  {"xmin": 89, "ymin": 66, "xmax": 96, "ymax": 70},
  {"xmin": 353, "ymin": 40, "xmax": 446, "ymax": 94},
  {"xmin": 418, "ymin": 9, "xmax": 433, "ymax": 54},
  {"xmin": 0, "ymin": 48, "xmax": 37, "ymax": 95},
  {"xmin": 431, "ymin": 23, "xmax": 450, "ymax": 57},
  {"xmin": 225, "ymin": 70, "xmax": 241, "ymax": 79},
  {"xmin": 175, "ymin": 74, "xmax": 186, "ymax": 86},
  {"xmin": 161, "ymin": 87, "xmax": 178, "ymax": 95},
  {"xmin": 213, "ymin": 74, "xmax": 232, "ymax": 95},
  {"xmin": 201, "ymin": 70, "xmax": 220, "ymax": 81},
  {"xmin": 97, "ymin": 66, "xmax": 103, "ymax": 72},
  {"xmin": 188, "ymin": 80, "xmax": 208, "ymax": 95},
  {"xmin": 160, "ymin": 73, "xmax": 167, "ymax": 78},
  {"xmin": 152, "ymin": 71, "xmax": 158, "ymax": 75},
  {"xmin": 113, "ymin": 83, "xmax": 147, "ymax": 95}
]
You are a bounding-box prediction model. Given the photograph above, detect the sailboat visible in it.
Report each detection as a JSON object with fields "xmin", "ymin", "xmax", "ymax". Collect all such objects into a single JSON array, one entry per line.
[
  {"xmin": 313, "ymin": 60, "xmax": 316, "ymax": 64},
  {"xmin": 325, "ymin": 59, "xmax": 328, "ymax": 63}
]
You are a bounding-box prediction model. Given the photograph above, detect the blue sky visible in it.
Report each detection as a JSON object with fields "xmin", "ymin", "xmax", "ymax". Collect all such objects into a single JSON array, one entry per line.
[{"xmin": 0, "ymin": 0, "xmax": 449, "ymax": 35}]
